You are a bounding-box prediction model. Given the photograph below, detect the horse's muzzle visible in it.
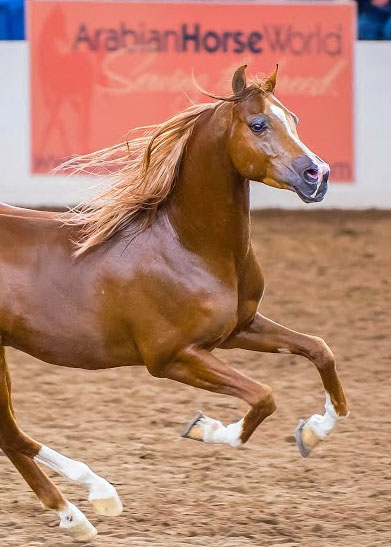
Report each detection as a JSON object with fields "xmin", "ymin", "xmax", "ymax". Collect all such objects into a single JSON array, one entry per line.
[
  {"xmin": 291, "ymin": 157, "xmax": 330, "ymax": 203},
  {"xmin": 294, "ymin": 171, "xmax": 329, "ymax": 203}
]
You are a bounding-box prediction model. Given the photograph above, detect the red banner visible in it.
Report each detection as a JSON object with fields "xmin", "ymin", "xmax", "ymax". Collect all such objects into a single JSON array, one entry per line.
[{"xmin": 29, "ymin": 1, "xmax": 355, "ymax": 181}]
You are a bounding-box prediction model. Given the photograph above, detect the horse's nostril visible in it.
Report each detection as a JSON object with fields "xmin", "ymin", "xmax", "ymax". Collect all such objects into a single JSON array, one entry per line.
[
  {"xmin": 306, "ymin": 168, "xmax": 318, "ymax": 178},
  {"xmin": 303, "ymin": 167, "xmax": 319, "ymax": 184}
]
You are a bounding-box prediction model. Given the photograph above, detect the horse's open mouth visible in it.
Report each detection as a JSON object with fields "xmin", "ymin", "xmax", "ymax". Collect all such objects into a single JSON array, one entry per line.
[
  {"xmin": 293, "ymin": 175, "xmax": 329, "ymax": 203},
  {"xmin": 295, "ymin": 187, "xmax": 327, "ymax": 203}
]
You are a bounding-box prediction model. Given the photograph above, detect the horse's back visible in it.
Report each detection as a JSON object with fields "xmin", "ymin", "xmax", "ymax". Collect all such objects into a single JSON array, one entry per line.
[
  {"xmin": 0, "ymin": 203, "xmax": 64, "ymax": 219},
  {"xmin": 0, "ymin": 206, "xmax": 98, "ymax": 364},
  {"xmin": 0, "ymin": 207, "xmax": 75, "ymax": 297},
  {"xmin": 0, "ymin": 204, "xmax": 72, "ymax": 244}
]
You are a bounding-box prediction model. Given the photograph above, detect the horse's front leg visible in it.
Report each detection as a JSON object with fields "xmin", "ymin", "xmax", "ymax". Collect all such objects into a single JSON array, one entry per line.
[
  {"xmin": 221, "ymin": 313, "xmax": 349, "ymax": 457},
  {"xmin": 150, "ymin": 347, "xmax": 276, "ymax": 446}
]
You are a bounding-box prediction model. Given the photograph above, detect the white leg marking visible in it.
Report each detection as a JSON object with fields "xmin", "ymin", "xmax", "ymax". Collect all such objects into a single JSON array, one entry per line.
[
  {"xmin": 306, "ymin": 393, "xmax": 340, "ymax": 440},
  {"xmin": 197, "ymin": 416, "xmax": 244, "ymax": 447},
  {"xmin": 35, "ymin": 446, "xmax": 123, "ymax": 516},
  {"xmin": 57, "ymin": 501, "xmax": 97, "ymax": 541}
]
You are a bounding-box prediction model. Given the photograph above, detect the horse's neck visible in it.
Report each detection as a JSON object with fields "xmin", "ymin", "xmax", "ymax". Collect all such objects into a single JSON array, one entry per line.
[{"xmin": 167, "ymin": 109, "xmax": 251, "ymax": 264}]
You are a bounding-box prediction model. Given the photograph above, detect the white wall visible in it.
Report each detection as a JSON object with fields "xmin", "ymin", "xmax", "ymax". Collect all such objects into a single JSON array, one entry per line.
[
  {"xmin": 0, "ymin": 41, "xmax": 391, "ymax": 208},
  {"xmin": 0, "ymin": 42, "xmax": 96, "ymax": 206},
  {"xmin": 251, "ymin": 41, "xmax": 391, "ymax": 209}
]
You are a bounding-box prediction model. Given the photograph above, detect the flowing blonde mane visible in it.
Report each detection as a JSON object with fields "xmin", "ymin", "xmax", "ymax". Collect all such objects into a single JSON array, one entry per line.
[
  {"xmin": 62, "ymin": 78, "xmax": 270, "ymax": 256},
  {"xmin": 62, "ymin": 101, "xmax": 222, "ymax": 256}
]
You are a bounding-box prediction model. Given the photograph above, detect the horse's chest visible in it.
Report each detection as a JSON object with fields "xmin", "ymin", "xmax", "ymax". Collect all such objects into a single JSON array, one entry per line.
[{"xmin": 186, "ymin": 275, "xmax": 261, "ymax": 347}]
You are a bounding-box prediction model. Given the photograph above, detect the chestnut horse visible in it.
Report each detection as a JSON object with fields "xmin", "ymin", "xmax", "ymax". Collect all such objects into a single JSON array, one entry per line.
[{"xmin": 0, "ymin": 66, "xmax": 348, "ymax": 541}]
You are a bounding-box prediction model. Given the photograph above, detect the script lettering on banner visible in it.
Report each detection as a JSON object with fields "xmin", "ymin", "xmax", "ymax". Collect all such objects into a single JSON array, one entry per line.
[{"xmin": 29, "ymin": 1, "xmax": 355, "ymax": 181}]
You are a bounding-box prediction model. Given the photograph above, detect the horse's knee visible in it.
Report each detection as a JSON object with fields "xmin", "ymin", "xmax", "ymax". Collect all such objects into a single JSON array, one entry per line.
[
  {"xmin": 308, "ymin": 336, "xmax": 335, "ymax": 371},
  {"xmin": 0, "ymin": 423, "xmax": 39, "ymax": 457},
  {"xmin": 0, "ymin": 434, "xmax": 19, "ymax": 455},
  {"xmin": 253, "ymin": 385, "xmax": 276, "ymax": 416},
  {"xmin": 263, "ymin": 386, "xmax": 277, "ymax": 415}
]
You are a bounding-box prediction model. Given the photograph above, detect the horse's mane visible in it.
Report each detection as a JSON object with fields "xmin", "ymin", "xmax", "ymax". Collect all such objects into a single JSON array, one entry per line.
[{"xmin": 61, "ymin": 78, "xmax": 270, "ymax": 256}]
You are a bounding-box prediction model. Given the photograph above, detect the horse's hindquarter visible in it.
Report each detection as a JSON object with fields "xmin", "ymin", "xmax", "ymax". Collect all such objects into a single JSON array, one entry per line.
[{"xmin": 0, "ymin": 214, "xmax": 140, "ymax": 369}]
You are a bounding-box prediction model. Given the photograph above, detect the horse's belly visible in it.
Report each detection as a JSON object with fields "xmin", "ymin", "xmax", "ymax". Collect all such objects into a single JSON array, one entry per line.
[
  {"xmin": 3, "ymin": 326, "xmax": 143, "ymax": 370},
  {"xmin": 0, "ymin": 270, "xmax": 142, "ymax": 370}
]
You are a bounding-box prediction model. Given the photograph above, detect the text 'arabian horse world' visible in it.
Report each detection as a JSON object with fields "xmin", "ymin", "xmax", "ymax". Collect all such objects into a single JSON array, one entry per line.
[{"xmin": 0, "ymin": 66, "xmax": 348, "ymax": 541}]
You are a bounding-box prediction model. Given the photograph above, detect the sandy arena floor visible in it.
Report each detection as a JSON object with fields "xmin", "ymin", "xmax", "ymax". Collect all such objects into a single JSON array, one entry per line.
[{"xmin": 0, "ymin": 210, "xmax": 390, "ymax": 547}]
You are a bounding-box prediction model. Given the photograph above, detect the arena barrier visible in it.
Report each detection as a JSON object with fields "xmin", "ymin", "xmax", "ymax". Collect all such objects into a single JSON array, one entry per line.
[{"xmin": 0, "ymin": 4, "xmax": 391, "ymax": 208}]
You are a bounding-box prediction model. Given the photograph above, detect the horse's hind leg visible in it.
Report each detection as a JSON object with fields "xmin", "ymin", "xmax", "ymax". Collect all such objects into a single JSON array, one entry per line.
[
  {"xmin": 0, "ymin": 346, "xmax": 97, "ymax": 540},
  {"xmin": 4, "ymin": 347, "xmax": 123, "ymax": 517},
  {"xmin": 152, "ymin": 347, "xmax": 276, "ymax": 447},
  {"xmin": 12, "ymin": 368, "xmax": 122, "ymax": 516},
  {"xmin": 34, "ymin": 445, "xmax": 123, "ymax": 517}
]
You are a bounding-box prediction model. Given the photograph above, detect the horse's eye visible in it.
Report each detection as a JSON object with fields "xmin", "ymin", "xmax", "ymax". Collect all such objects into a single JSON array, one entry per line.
[{"xmin": 251, "ymin": 122, "xmax": 266, "ymax": 134}]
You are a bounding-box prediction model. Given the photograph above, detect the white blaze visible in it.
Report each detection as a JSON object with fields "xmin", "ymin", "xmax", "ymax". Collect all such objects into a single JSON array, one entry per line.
[
  {"xmin": 269, "ymin": 102, "xmax": 317, "ymax": 160},
  {"xmin": 268, "ymin": 100, "xmax": 329, "ymax": 193}
]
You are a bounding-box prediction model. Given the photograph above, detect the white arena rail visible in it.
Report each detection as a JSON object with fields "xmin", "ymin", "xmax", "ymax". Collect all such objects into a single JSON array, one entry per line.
[{"xmin": 0, "ymin": 41, "xmax": 390, "ymax": 209}]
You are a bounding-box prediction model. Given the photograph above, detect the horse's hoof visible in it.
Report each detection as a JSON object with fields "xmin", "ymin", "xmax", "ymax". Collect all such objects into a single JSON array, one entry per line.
[
  {"xmin": 182, "ymin": 410, "xmax": 205, "ymax": 442},
  {"xmin": 90, "ymin": 493, "xmax": 123, "ymax": 516},
  {"xmin": 58, "ymin": 501, "xmax": 98, "ymax": 542},
  {"xmin": 63, "ymin": 519, "xmax": 98, "ymax": 542},
  {"xmin": 295, "ymin": 418, "xmax": 322, "ymax": 458}
]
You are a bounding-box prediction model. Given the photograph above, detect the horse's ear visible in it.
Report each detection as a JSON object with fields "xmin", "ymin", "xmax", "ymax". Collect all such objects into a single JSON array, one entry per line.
[
  {"xmin": 266, "ymin": 64, "xmax": 278, "ymax": 93},
  {"xmin": 232, "ymin": 65, "xmax": 247, "ymax": 95}
]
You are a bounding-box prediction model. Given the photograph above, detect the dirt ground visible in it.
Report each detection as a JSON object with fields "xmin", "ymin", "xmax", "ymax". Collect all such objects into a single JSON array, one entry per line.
[{"xmin": 0, "ymin": 210, "xmax": 390, "ymax": 547}]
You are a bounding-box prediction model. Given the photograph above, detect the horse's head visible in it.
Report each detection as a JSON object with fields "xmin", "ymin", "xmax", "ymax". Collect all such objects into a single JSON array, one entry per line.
[{"xmin": 227, "ymin": 65, "xmax": 330, "ymax": 203}]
